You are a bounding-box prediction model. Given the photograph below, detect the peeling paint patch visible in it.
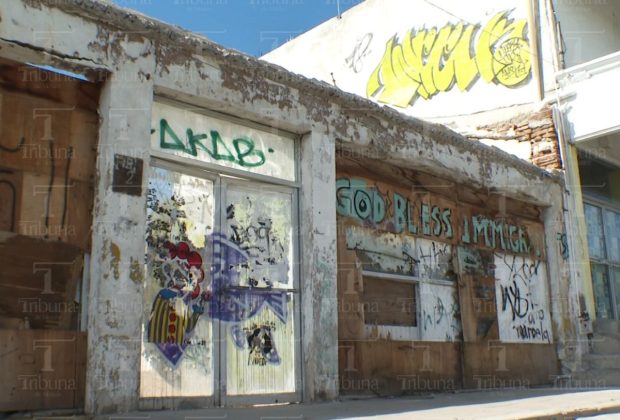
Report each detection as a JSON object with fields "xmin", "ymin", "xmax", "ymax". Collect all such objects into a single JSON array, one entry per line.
[
  {"xmin": 110, "ymin": 242, "xmax": 120, "ymax": 280},
  {"xmin": 129, "ymin": 257, "xmax": 142, "ymax": 284}
]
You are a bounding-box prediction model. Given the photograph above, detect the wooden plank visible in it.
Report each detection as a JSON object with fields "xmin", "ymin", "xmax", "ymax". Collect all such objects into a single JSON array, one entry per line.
[
  {"xmin": 337, "ymin": 229, "xmax": 365, "ymax": 340},
  {"xmin": 456, "ymin": 247, "xmax": 498, "ymax": 342},
  {"xmin": 462, "ymin": 342, "xmax": 558, "ymax": 388},
  {"xmin": 363, "ymin": 276, "xmax": 416, "ymax": 326},
  {"xmin": 0, "ymin": 329, "xmax": 87, "ymax": 411},
  {"xmin": 0, "ymin": 89, "xmax": 72, "ymax": 179},
  {"xmin": 68, "ymin": 108, "xmax": 99, "ymax": 183},
  {"xmin": 0, "ymin": 233, "xmax": 82, "ymax": 329},
  {"xmin": 0, "ymin": 86, "xmax": 98, "ymax": 184},
  {"xmin": 0, "ymin": 169, "xmax": 22, "ymax": 232},
  {"xmin": 0, "ymin": 59, "xmax": 100, "ymax": 113},
  {"xmin": 339, "ymin": 339, "xmax": 461, "ymax": 395},
  {"xmin": 17, "ymin": 172, "xmax": 93, "ymax": 250},
  {"xmin": 73, "ymin": 332, "xmax": 88, "ymax": 407}
]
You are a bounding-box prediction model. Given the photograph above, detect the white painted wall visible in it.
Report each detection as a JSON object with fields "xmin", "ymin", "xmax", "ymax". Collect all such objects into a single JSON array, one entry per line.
[
  {"xmin": 494, "ymin": 254, "xmax": 553, "ymax": 344},
  {"xmin": 554, "ymin": 0, "xmax": 620, "ymax": 68},
  {"xmin": 557, "ymin": 52, "xmax": 620, "ymax": 142}
]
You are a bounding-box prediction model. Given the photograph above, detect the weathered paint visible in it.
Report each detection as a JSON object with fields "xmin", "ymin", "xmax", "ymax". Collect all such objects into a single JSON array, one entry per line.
[
  {"xmin": 151, "ymin": 101, "xmax": 296, "ymax": 181},
  {"xmin": 494, "ymin": 254, "xmax": 553, "ymax": 344},
  {"xmin": 337, "ymin": 173, "xmax": 551, "ymax": 346},
  {"xmin": 419, "ymin": 282, "xmax": 461, "ymax": 342}
]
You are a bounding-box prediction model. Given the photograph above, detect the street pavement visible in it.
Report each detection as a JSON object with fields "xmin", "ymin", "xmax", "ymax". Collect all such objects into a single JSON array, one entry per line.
[{"xmin": 91, "ymin": 388, "xmax": 620, "ymax": 420}]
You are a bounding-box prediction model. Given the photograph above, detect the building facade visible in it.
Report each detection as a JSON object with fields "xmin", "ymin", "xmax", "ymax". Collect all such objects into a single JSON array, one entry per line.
[
  {"xmin": 0, "ymin": 0, "xmax": 586, "ymax": 415},
  {"xmin": 265, "ymin": 0, "xmax": 620, "ymax": 383}
]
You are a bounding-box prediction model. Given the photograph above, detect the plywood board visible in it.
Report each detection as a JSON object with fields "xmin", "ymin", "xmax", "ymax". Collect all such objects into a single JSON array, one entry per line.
[
  {"xmin": 337, "ymin": 232, "xmax": 365, "ymax": 341},
  {"xmin": 462, "ymin": 342, "xmax": 558, "ymax": 388},
  {"xmin": 0, "ymin": 329, "xmax": 87, "ymax": 411},
  {"xmin": 457, "ymin": 247, "xmax": 498, "ymax": 343},
  {"xmin": 0, "ymin": 89, "xmax": 97, "ymax": 183},
  {"xmin": 363, "ymin": 276, "xmax": 416, "ymax": 326},
  {"xmin": 0, "ymin": 233, "xmax": 83, "ymax": 329},
  {"xmin": 0, "ymin": 58, "xmax": 100, "ymax": 112},
  {"xmin": 339, "ymin": 340, "xmax": 461, "ymax": 395},
  {"xmin": 0, "ymin": 62, "xmax": 98, "ymax": 252}
]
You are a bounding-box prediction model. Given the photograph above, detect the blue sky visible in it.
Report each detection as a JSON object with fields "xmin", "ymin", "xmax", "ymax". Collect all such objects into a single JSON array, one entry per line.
[{"xmin": 112, "ymin": 0, "xmax": 360, "ymax": 57}]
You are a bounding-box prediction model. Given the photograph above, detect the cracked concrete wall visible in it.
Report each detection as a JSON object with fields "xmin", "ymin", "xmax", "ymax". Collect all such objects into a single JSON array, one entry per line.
[{"xmin": 0, "ymin": 0, "xmax": 583, "ymax": 414}]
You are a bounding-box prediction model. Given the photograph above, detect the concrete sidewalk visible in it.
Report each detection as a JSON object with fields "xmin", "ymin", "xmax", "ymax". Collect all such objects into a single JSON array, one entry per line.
[{"xmin": 93, "ymin": 388, "xmax": 620, "ymax": 420}]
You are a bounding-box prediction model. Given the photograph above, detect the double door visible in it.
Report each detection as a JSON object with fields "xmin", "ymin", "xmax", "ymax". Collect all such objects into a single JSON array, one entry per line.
[{"xmin": 140, "ymin": 162, "xmax": 300, "ymax": 406}]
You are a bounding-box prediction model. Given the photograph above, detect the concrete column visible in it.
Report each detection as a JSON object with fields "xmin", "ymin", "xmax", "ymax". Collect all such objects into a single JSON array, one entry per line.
[
  {"xmin": 85, "ymin": 65, "xmax": 154, "ymax": 414},
  {"xmin": 564, "ymin": 145, "xmax": 595, "ymax": 319},
  {"xmin": 299, "ymin": 129, "xmax": 339, "ymax": 401},
  {"xmin": 542, "ymin": 182, "xmax": 583, "ymax": 374}
]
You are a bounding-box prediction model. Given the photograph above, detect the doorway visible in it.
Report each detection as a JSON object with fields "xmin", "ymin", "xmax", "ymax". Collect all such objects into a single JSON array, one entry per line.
[{"xmin": 140, "ymin": 162, "xmax": 300, "ymax": 406}]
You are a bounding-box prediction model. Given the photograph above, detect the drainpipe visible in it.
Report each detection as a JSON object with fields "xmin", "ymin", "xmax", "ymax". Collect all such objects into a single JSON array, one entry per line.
[{"xmin": 528, "ymin": 0, "xmax": 545, "ymax": 100}]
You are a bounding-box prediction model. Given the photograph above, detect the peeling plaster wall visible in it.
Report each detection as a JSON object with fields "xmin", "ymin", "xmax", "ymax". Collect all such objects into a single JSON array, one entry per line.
[
  {"xmin": 86, "ymin": 68, "xmax": 154, "ymax": 414},
  {"xmin": 0, "ymin": 0, "xmax": 583, "ymax": 413}
]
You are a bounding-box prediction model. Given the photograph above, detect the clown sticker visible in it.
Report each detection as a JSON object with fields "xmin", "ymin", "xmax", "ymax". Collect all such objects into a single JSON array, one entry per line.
[{"xmin": 147, "ymin": 241, "xmax": 211, "ymax": 365}]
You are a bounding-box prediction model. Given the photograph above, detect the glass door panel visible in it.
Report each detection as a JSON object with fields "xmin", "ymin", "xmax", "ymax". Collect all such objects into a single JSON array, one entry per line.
[
  {"xmin": 604, "ymin": 209, "xmax": 620, "ymax": 263},
  {"xmin": 141, "ymin": 168, "xmax": 299, "ymax": 403},
  {"xmin": 141, "ymin": 166, "xmax": 216, "ymax": 398},
  {"xmin": 223, "ymin": 186, "xmax": 294, "ymax": 289},
  {"xmin": 585, "ymin": 203, "xmax": 605, "ymax": 260},
  {"xmin": 219, "ymin": 182, "xmax": 298, "ymax": 399},
  {"xmin": 225, "ymin": 293, "xmax": 296, "ymax": 395},
  {"xmin": 592, "ymin": 263, "xmax": 613, "ymax": 319},
  {"xmin": 609, "ymin": 266, "xmax": 620, "ymax": 317}
]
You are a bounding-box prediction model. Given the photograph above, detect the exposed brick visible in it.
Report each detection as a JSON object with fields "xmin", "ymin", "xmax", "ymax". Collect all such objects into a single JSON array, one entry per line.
[{"xmin": 471, "ymin": 106, "xmax": 562, "ymax": 171}]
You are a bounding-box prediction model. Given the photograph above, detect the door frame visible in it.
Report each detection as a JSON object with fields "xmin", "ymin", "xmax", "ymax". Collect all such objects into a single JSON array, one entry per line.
[
  {"xmin": 217, "ymin": 176, "xmax": 302, "ymax": 406},
  {"xmin": 142, "ymin": 154, "xmax": 302, "ymax": 407}
]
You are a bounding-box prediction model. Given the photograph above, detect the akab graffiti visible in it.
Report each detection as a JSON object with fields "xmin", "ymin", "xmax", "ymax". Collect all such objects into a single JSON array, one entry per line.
[
  {"xmin": 155, "ymin": 118, "xmax": 273, "ymax": 168},
  {"xmin": 366, "ymin": 10, "xmax": 532, "ymax": 108}
]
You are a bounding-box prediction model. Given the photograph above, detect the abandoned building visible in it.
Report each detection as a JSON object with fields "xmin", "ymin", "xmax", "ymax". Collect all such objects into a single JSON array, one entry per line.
[
  {"xmin": 265, "ymin": 0, "xmax": 620, "ymax": 387},
  {"xmin": 0, "ymin": 0, "xmax": 590, "ymax": 415}
]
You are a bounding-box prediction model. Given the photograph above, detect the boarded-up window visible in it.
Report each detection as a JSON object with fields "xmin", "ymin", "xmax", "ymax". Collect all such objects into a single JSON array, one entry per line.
[
  {"xmin": 0, "ymin": 59, "xmax": 99, "ymax": 412},
  {"xmin": 363, "ymin": 276, "xmax": 417, "ymax": 326}
]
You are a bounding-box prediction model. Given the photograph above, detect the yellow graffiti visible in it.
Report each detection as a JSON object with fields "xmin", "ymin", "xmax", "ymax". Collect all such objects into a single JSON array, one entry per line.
[{"xmin": 366, "ymin": 11, "xmax": 531, "ymax": 108}]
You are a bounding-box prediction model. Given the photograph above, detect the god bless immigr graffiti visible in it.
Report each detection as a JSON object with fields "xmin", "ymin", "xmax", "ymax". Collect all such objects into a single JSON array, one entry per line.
[{"xmin": 337, "ymin": 178, "xmax": 536, "ymax": 254}]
